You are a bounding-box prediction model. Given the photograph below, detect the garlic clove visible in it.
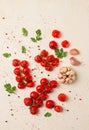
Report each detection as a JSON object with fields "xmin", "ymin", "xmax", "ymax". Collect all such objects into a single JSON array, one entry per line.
[
  {"xmin": 70, "ymin": 57, "xmax": 81, "ymax": 66},
  {"xmin": 69, "ymin": 48, "xmax": 79, "ymax": 55}
]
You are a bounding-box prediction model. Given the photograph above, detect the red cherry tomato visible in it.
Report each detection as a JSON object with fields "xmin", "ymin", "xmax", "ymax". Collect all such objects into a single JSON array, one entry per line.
[
  {"xmin": 18, "ymin": 82, "xmax": 25, "ymax": 89},
  {"xmin": 24, "ymin": 97, "xmax": 33, "ymax": 106},
  {"xmin": 30, "ymin": 106, "xmax": 38, "ymax": 114},
  {"xmin": 47, "ymin": 55, "xmax": 55, "ymax": 62},
  {"xmin": 35, "ymin": 99, "xmax": 43, "ymax": 107},
  {"xmin": 12, "ymin": 59, "xmax": 20, "ymax": 67},
  {"xmin": 30, "ymin": 91, "xmax": 39, "ymax": 99},
  {"xmin": 50, "ymin": 80, "xmax": 58, "ymax": 88},
  {"xmin": 45, "ymin": 100, "xmax": 55, "ymax": 108},
  {"xmin": 16, "ymin": 75, "xmax": 22, "ymax": 82},
  {"xmin": 45, "ymin": 64, "xmax": 53, "ymax": 71},
  {"xmin": 36, "ymin": 85, "xmax": 45, "ymax": 93},
  {"xmin": 45, "ymin": 86, "xmax": 53, "ymax": 93},
  {"xmin": 20, "ymin": 60, "xmax": 29, "ymax": 68},
  {"xmin": 58, "ymin": 93, "xmax": 67, "ymax": 102},
  {"xmin": 40, "ymin": 50, "xmax": 48, "ymax": 57},
  {"xmin": 26, "ymin": 82, "xmax": 34, "ymax": 88},
  {"xmin": 52, "ymin": 30, "xmax": 61, "ymax": 38},
  {"xmin": 54, "ymin": 105, "xmax": 63, "ymax": 112},
  {"xmin": 49, "ymin": 41, "xmax": 58, "ymax": 50},
  {"xmin": 40, "ymin": 78, "xmax": 49, "ymax": 86},
  {"xmin": 39, "ymin": 92, "xmax": 48, "ymax": 100},
  {"xmin": 41, "ymin": 59, "xmax": 48, "ymax": 67},
  {"xmin": 61, "ymin": 40, "xmax": 69, "ymax": 48},
  {"xmin": 52, "ymin": 58, "xmax": 59, "ymax": 66},
  {"xmin": 34, "ymin": 55, "xmax": 42, "ymax": 63},
  {"xmin": 22, "ymin": 68, "xmax": 30, "ymax": 75},
  {"xmin": 23, "ymin": 74, "xmax": 32, "ymax": 82},
  {"xmin": 14, "ymin": 67, "xmax": 21, "ymax": 76}
]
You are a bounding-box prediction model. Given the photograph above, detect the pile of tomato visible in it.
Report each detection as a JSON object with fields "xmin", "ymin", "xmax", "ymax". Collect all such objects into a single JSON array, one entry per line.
[
  {"xmin": 12, "ymin": 29, "xmax": 69, "ymax": 115},
  {"xmin": 34, "ymin": 50, "xmax": 59, "ymax": 71},
  {"xmin": 12, "ymin": 59, "xmax": 34, "ymax": 89}
]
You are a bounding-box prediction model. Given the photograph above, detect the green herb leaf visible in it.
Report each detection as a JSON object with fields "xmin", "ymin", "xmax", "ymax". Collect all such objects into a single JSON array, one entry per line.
[
  {"xmin": 36, "ymin": 36, "xmax": 42, "ymax": 41},
  {"xmin": 36, "ymin": 29, "xmax": 41, "ymax": 36},
  {"xmin": 44, "ymin": 112, "xmax": 52, "ymax": 117},
  {"xmin": 55, "ymin": 48, "xmax": 67, "ymax": 59},
  {"xmin": 31, "ymin": 37, "xmax": 37, "ymax": 42},
  {"xmin": 4, "ymin": 83, "xmax": 16, "ymax": 93},
  {"xmin": 3, "ymin": 53, "xmax": 11, "ymax": 58},
  {"xmin": 21, "ymin": 46, "xmax": 26, "ymax": 53},
  {"xmin": 22, "ymin": 27, "xmax": 28, "ymax": 36},
  {"xmin": 31, "ymin": 29, "xmax": 42, "ymax": 42}
]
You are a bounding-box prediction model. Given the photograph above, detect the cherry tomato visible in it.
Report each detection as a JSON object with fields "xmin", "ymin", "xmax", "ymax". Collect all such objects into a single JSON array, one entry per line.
[
  {"xmin": 49, "ymin": 41, "xmax": 58, "ymax": 50},
  {"xmin": 45, "ymin": 86, "xmax": 53, "ymax": 93},
  {"xmin": 52, "ymin": 58, "xmax": 59, "ymax": 66},
  {"xmin": 50, "ymin": 80, "xmax": 58, "ymax": 88},
  {"xmin": 18, "ymin": 82, "xmax": 25, "ymax": 89},
  {"xmin": 14, "ymin": 67, "xmax": 21, "ymax": 75},
  {"xmin": 22, "ymin": 68, "xmax": 30, "ymax": 75},
  {"xmin": 30, "ymin": 91, "xmax": 39, "ymax": 99},
  {"xmin": 20, "ymin": 60, "xmax": 29, "ymax": 68},
  {"xmin": 45, "ymin": 100, "xmax": 55, "ymax": 108},
  {"xmin": 34, "ymin": 55, "xmax": 42, "ymax": 63},
  {"xmin": 35, "ymin": 99, "xmax": 43, "ymax": 107},
  {"xmin": 16, "ymin": 75, "xmax": 22, "ymax": 82},
  {"xmin": 39, "ymin": 92, "xmax": 48, "ymax": 100},
  {"xmin": 52, "ymin": 29, "xmax": 61, "ymax": 38},
  {"xmin": 41, "ymin": 59, "xmax": 48, "ymax": 67},
  {"xmin": 54, "ymin": 105, "xmax": 63, "ymax": 112},
  {"xmin": 30, "ymin": 106, "xmax": 38, "ymax": 114},
  {"xmin": 24, "ymin": 97, "xmax": 33, "ymax": 106},
  {"xmin": 45, "ymin": 64, "xmax": 53, "ymax": 71},
  {"xmin": 40, "ymin": 78, "xmax": 49, "ymax": 86},
  {"xmin": 36, "ymin": 85, "xmax": 45, "ymax": 93},
  {"xmin": 47, "ymin": 55, "xmax": 55, "ymax": 62},
  {"xmin": 61, "ymin": 40, "xmax": 69, "ymax": 48},
  {"xmin": 58, "ymin": 93, "xmax": 67, "ymax": 102},
  {"xmin": 12, "ymin": 59, "xmax": 20, "ymax": 67},
  {"xmin": 40, "ymin": 50, "xmax": 48, "ymax": 57},
  {"xmin": 26, "ymin": 82, "xmax": 34, "ymax": 88},
  {"xmin": 23, "ymin": 74, "xmax": 32, "ymax": 82}
]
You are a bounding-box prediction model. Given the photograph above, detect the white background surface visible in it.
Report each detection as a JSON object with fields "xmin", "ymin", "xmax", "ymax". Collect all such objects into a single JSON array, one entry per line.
[{"xmin": 0, "ymin": 0, "xmax": 89, "ymax": 130}]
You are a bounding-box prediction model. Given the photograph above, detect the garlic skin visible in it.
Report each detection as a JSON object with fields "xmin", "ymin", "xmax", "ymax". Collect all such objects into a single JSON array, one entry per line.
[
  {"xmin": 58, "ymin": 67, "xmax": 76, "ymax": 84},
  {"xmin": 70, "ymin": 57, "xmax": 81, "ymax": 66}
]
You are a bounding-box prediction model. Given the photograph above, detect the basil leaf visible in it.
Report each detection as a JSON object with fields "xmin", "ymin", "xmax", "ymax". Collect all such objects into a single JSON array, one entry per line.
[
  {"xmin": 44, "ymin": 112, "xmax": 52, "ymax": 117},
  {"xmin": 3, "ymin": 53, "xmax": 11, "ymax": 58},
  {"xmin": 31, "ymin": 37, "xmax": 37, "ymax": 42},
  {"xmin": 22, "ymin": 27, "xmax": 28, "ymax": 36},
  {"xmin": 21, "ymin": 46, "xmax": 26, "ymax": 53}
]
